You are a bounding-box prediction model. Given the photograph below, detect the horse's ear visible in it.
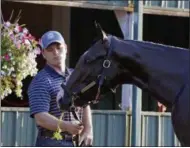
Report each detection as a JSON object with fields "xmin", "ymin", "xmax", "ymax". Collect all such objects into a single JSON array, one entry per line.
[{"xmin": 94, "ymin": 21, "xmax": 108, "ymax": 42}]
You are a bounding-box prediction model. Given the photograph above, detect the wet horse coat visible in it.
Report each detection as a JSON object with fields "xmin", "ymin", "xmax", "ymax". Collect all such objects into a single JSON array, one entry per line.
[{"xmin": 59, "ymin": 34, "xmax": 190, "ymax": 146}]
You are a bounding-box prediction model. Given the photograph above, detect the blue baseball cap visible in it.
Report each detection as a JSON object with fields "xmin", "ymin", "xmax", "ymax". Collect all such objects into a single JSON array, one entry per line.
[{"xmin": 40, "ymin": 31, "xmax": 65, "ymax": 49}]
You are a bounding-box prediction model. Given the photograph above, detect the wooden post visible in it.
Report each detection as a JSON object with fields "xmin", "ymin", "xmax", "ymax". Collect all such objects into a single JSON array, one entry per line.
[
  {"xmin": 115, "ymin": 2, "xmax": 143, "ymax": 145},
  {"xmin": 114, "ymin": 10, "xmax": 133, "ymax": 146},
  {"xmin": 52, "ymin": 6, "xmax": 71, "ymax": 67}
]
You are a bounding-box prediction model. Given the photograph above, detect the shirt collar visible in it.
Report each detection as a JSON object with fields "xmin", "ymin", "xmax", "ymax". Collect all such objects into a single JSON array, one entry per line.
[{"xmin": 44, "ymin": 64, "xmax": 69, "ymax": 78}]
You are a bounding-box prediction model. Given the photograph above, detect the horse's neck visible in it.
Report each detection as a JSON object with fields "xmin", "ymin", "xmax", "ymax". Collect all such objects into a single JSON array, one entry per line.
[{"xmin": 113, "ymin": 37, "xmax": 189, "ymax": 105}]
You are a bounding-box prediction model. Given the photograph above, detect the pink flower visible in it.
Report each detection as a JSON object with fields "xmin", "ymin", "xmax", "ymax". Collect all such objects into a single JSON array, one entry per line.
[
  {"xmin": 21, "ymin": 36, "xmax": 26, "ymax": 43},
  {"xmin": 13, "ymin": 40, "xmax": 17, "ymax": 46},
  {"xmin": 27, "ymin": 34, "xmax": 35, "ymax": 40},
  {"xmin": 24, "ymin": 39, "xmax": 31, "ymax": 46},
  {"xmin": 23, "ymin": 28, "xmax": 28, "ymax": 34},
  {"xmin": 4, "ymin": 21, "xmax": 11, "ymax": 27},
  {"xmin": 10, "ymin": 34, "xmax": 15, "ymax": 41},
  {"xmin": 34, "ymin": 47, "xmax": 41, "ymax": 55},
  {"xmin": 16, "ymin": 43, "xmax": 21, "ymax": 49},
  {"xmin": 14, "ymin": 25, "xmax": 22, "ymax": 33},
  {"xmin": 4, "ymin": 54, "xmax": 10, "ymax": 61},
  {"xmin": 18, "ymin": 32, "xmax": 24, "ymax": 40},
  {"xmin": 8, "ymin": 30, "xmax": 14, "ymax": 36}
]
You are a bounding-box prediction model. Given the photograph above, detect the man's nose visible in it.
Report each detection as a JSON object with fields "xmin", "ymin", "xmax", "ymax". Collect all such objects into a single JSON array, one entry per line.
[{"xmin": 53, "ymin": 48, "xmax": 59, "ymax": 55}]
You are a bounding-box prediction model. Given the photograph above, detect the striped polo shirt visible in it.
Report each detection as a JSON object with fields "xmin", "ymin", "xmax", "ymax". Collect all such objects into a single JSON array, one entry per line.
[{"xmin": 27, "ymin": 64, "xmax": 83, "ymax": 132}]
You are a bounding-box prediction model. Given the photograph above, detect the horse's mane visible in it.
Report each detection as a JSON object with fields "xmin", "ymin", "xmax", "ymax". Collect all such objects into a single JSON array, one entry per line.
[{"xmin": 122, "ymin": 37, "xmax": 189, "ymax": 51}]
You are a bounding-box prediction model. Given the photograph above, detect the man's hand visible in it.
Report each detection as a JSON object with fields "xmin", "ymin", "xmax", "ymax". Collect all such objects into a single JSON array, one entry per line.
[
  {"xmin": 80, "ymin": 105, "xmax": 93, "ymax": 146},
  {"xmin": 79, "ymin": 129, "xmax": 93, "ymax": 146},
  {"xmin": 63, "ymin": 121, "xmax": 84, "ymax": 135}
]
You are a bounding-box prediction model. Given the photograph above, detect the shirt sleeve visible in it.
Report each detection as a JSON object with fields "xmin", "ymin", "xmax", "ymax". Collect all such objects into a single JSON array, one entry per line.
[{"xmin": 27, "ymin": 78, "xmax": 51, "ymax": 118}]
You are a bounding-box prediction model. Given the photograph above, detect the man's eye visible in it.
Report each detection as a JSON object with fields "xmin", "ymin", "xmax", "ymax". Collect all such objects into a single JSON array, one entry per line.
[{"xmin": 47, "ymin": 48, "xmax": 53, "ymax": 52}]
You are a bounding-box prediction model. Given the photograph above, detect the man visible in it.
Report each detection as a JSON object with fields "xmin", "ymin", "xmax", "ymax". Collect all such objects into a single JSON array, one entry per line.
[
  {"xmin": 157, "ymin": 101, "xmax": 167, "ymax": 112},
  {"xmin": 28, "ymin": 31, "xmax": 93, "ymax": 146}
]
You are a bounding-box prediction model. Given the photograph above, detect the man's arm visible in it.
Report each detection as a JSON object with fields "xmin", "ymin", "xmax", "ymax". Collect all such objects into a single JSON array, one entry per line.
[
  {"xmin": 28, "ymin": 78, "xmax": 83, "ymax": 135},
  {"xmin": 82, "ymin": 105, "xmax": 93, "ymax": 133},
  {"xmin": 35, "ymin": 112, "xmax": 67, "ymax": 132},
  {"xmin": 34, "ymin": 112, "xmax": 83, "ymax": 135}
]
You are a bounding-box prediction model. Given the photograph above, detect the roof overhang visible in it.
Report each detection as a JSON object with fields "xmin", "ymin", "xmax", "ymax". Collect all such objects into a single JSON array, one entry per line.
[
  {"xmin": 5, "ymin": 0, "xmax": 134, "ymax": 12},
  {"xmin": 144, "ymin": 6, "xmax": 189, "ymax": 17},
  {"xmin": 5, "ymin": 0, "xmax": 189, "ymax": 17}
]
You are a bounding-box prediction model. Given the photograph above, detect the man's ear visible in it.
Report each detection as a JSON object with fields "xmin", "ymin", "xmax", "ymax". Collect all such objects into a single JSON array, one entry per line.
[{"xmin": 64, "ymin": 43, "xmax": 68, "ymax": 55}]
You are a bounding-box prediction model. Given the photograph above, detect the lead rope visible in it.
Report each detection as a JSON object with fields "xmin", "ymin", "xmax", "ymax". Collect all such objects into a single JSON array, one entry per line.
[
  {"xmin": 70, "ymin": 96, "xmax": 83, "ymax": 147},
  {"xmin": 92, "ymin": 86, "xmax": 101, "ymax": 104},
  {"xmin": 52, "ymin": 111, "xmax": 65, "ymax": 140},
  {"xmin": 71, "ymin": 109, "xmax": 81, "ymax": 147},
  {"xmin": 52, "ymin": 71, "xmax": 67, "ymax": 140}
]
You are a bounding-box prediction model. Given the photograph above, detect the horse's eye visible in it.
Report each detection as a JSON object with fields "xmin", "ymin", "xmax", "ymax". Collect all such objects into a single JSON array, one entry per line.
[
  {"xmin": 85, "ymin": 58, "xmax": 92, "ymax": 64},
  {"xmin": 85, "ymin": 57, "xmax": 94, "ymax": 64}
]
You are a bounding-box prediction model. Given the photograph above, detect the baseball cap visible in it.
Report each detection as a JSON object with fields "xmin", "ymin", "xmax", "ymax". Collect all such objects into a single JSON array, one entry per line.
[{"xmin": 40, "ymin": 31, "xmax": 65, "ymax": 49}]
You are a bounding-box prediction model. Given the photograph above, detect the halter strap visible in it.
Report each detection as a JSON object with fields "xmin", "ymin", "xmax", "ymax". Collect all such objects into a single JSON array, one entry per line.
[{"xmin": 98, "ymin": 38, "xmax": 112, "ymax": 88}]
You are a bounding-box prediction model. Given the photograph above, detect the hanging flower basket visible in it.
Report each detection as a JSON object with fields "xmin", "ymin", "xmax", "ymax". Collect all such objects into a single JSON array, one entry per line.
[{"xmin": 1, "ymin": 13, "xmax": 41, "ymax": 100}]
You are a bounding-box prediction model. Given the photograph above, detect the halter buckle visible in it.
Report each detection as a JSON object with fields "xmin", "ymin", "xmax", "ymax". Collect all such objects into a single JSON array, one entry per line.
[{"xmin": 103, "ymin": 60, "xmax": 111, "ymax": 68}]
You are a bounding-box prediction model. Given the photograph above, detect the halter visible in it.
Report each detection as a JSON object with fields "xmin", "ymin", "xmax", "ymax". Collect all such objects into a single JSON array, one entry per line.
[
  {"xmin": 75, "ymin": 38, "xmax": 112, "ymax": 105},
  {"xmin": 92, "ymin": 38, "xmax": 112, "ymax": 103}
]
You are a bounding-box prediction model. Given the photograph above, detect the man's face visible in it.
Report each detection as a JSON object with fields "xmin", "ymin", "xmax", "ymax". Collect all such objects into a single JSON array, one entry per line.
[{"xmin": 42, "ymin": 42, "xmax": 67, "ymax": 67}]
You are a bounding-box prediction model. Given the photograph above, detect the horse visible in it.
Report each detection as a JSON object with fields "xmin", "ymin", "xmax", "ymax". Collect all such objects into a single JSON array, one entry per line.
[{"xmin": 58, "ymin": 24, "xmax": 190, "ymax": 146}]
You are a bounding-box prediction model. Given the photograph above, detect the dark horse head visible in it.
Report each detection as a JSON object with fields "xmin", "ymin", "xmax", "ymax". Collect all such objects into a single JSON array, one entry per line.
[{"xmin": 58, "ymin": 23, "xmax": 190, "ymax": 112}]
